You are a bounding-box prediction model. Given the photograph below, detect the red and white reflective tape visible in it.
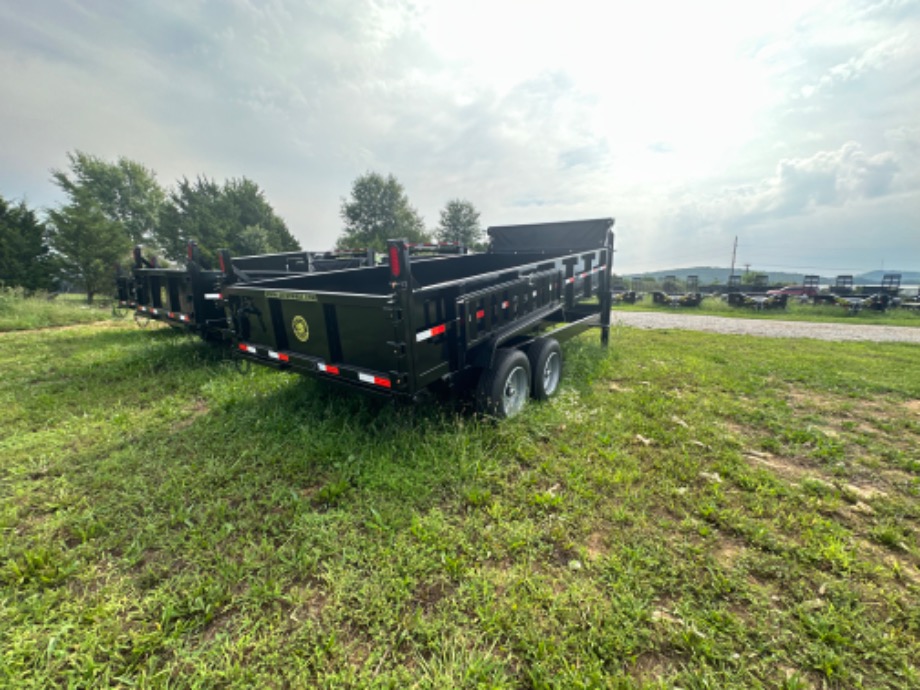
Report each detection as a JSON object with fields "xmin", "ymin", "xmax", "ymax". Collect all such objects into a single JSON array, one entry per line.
[
  {"xmin": 267, "ymin": 350, "xmax": 290, "ymax": 363},
  {"xmin": 318, "ymin": 362, "xmax": 340, "ymax": 375},
  {"xmin": 205, "ymin": 293, "xmax": 222, "ymax": 300},
  {"xmin": 150, "ymin": 308, "xmax": 159, "ymax": 315},
  {"xmin": 566, "ymin": 265, "xmax": 606, "ymax": 284},
  {"xmin": 359, "ymin": 372, "xmax": 392, "ymax": 388},
  {"xmin": 179, "ymin": 314, "xmax": 189, "ymax": 322},
  {"xmin": 138, "ymin": 306, "xmax": 148, "ymax": 312},
  {"xmin": 168, "ymin": 312, "xmax": 176, "ymax": 319},
  {"xmin": 238, "ymin": 343, "xmax": 256, "ymax": 354},
  {"xmin": 416, "ymin": 323, "xmax": 447, "ymax": 342},
  {"xmin": 475, "ymin": 309, "xmax": 485, "ymax": 319},
  {"xmin": 501, "ymin": 300, "xmax": 510, "ymax": 309}
]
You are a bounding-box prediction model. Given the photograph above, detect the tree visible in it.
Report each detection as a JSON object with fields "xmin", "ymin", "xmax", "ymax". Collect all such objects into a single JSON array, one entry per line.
[
  {"xmin": 156, "ymin": 176, "xmax": 299, "ymax": 266},
  {"xmin": 436, "ymin": 199, "xmax": 482, "ymax": 247},
  {"xmin": 337, "ymin": 172, "xmax": 429, "ymax": 250},
  {"xmin": 0, "ymin": 194, "xmax": 56, "ymax": 292},
  {"xmin": 47, "ymin": 191, "xmax": 129, "ymax": 303},
  {"xmin": 50, "ymin": 151, "xmax": 165, "ymax": 246}
]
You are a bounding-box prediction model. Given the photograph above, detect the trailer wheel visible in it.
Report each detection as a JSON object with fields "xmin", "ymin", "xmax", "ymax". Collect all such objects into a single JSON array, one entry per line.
[
  {"xmin": 528, "ymin": 338, "xmax": 562, "ymax": 400},
  {"xmin": 476, "ymin": 349, "xmax": 531, "ymax": 419}
]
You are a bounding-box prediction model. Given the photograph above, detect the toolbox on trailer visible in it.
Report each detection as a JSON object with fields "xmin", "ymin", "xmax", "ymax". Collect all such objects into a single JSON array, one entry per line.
[{"xmin": 223, "ymin": 219, "xmax": 615, "ymax": 417}]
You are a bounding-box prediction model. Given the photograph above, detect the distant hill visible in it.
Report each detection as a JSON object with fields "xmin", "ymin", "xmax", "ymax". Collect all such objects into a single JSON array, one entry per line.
[
  {"xmin": 618, "ymin": 266, "xmax": 920, "ymax": 286},
  {"xmin": 618, "ymin": 266, "xmax": 807, "ymax": 285},
  {"xmin": 855, "ymin": 270, "xmax": 920, "ymax": 285}
]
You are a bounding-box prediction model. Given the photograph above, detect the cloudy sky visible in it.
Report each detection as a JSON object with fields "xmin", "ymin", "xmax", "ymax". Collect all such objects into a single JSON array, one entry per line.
[{"xmin": 1, "ymin": 0, "xmax": 918, "ymax": 274}]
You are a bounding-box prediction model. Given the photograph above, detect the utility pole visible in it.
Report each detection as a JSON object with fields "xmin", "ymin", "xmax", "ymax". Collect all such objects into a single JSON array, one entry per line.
[{"xmin": 730, "ymin": 236, "xmax": 738, "ymax": 278}]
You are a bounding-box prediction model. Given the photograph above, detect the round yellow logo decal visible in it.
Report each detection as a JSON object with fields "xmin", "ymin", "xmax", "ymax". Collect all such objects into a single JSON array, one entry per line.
[{"xmin": 292, "ymin": 315, "xmax": 310, "ymax": 342}]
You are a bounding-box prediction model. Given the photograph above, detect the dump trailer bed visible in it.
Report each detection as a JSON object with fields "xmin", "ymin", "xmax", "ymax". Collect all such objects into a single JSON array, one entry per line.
[
  {"xmin": 223, "ymin": 219, "xmax": 614, "ymax": 417},
  {"xmin": 125, "ymin": 244, "xmax": 376, "ymax": 340}
]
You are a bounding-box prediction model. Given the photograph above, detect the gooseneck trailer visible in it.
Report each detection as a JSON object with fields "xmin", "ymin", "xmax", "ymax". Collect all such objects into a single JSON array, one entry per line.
[{"xmin": 223, "ymin": 219, "xmax": 615, "ymax": 417}]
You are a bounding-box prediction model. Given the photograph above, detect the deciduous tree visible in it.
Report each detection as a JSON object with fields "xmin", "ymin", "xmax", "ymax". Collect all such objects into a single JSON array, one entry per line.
[
  {"xmin": 337, "ymin": 172, "xmax": 428, "ymax": 250},
  {"xmin": 436, "ymin": 199, "xmax": 482, "ymax": 248},
  {"xmin": 47, "ymin": 192, "xmax": 129, "ymax": 303},
  {"xmin": 50, "ymin": 151, "xmax": 164, "ymax": 246},
  {"xmin": 0, "ymin": 194, "xmax": 56, "ymax": 292},
  {"xmin": 157, "ymin": 176, "xmax": 299, "ymax": 266}
]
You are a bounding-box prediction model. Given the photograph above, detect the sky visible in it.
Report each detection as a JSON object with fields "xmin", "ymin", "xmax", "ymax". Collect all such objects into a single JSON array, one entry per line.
[{"xmin": 1, "ymin": 0, "xmax": 918, "ymax": 275}]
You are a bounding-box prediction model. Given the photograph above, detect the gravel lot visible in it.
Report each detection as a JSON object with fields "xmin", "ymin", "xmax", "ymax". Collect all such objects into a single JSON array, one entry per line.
[{"xmin": 611, "ymin": 310, "xmax": 920, "ymax": 343}]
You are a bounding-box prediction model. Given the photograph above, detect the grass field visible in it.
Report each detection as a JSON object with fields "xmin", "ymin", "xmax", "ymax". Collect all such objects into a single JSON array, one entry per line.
[
  {"xmin": 1, "ymin": 318, "xmax": 919, "ymax": 688},
  {"xmin": 614, "ymin": 295, "xmax": 920, "ymax": 327},
  {"xmin": 0, "ymin": 288, "xmax": 116, "ymax": 331}
]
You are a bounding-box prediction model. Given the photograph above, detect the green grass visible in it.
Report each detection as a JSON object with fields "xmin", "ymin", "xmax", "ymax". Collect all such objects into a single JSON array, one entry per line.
[
  {"xmin": 0, "ymin": 288, "xmax": 116, "ymax": 331},
  {"xmin": 615, "ymin": 294, "xmax": 920, "ymax": 327},
  {"xmin": 1, "ymin": 322, "xmax": 919, "ymax": 687}
]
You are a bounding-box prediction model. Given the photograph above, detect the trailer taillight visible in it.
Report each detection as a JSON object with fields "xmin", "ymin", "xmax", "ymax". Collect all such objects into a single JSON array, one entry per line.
[
  {"xmin": 219, "ymin": 252, "xmax": 227, "ymax": 273},
  {"xmin": 187, "ymin": 243, "xmax": 193, "ymax": 261},
  {"xmin": 388, "ymin": 245, "xmax": 401, "ymax": 277}
]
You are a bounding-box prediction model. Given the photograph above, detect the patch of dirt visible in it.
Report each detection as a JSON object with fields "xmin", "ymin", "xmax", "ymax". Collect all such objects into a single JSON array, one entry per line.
[
  {"xmin": 743, "ymin": 449, "xmax": 812, "ymax": 482},
  {"xmin": 632, "ymin": 651, "xmax": 675, "ymax": 682},
  {"xmin": 713, "ymin": 539, "xmax": 745, "ymax": 568},
  {"xmin": 776, "ymin": 665, "xmax": 815, "ymax": 689},
  {"xmin": 200, "ymin": 608, "xmax": 237, "ymax": 644},
  {"xmin": 881, "ymin": 468, "xmax": 919, "ymax": 485},
  {"xmin": 413, "ymin": 580, "xmax": 453, "ymax": 614},
  {"xmin": 856, "ymin": 539, "xmax": 920, "ymax": 586},
  {"xmin": 905, "ymin": 400, "xmax": 920, "ymax": 415},
  {"xmin": 585, "ymin": 532, "xmax": 606, "ymax": 561},
  {"xmin": 174, "ymin": 398, "xmax": 210, "ymax": 431},
  {"xmin": 786, "ymin": 387, "xmax": 900, "ymax": 427},
  {"xmin": 842, "ymin": 483, "xmax": 888, "ymax": 501}
]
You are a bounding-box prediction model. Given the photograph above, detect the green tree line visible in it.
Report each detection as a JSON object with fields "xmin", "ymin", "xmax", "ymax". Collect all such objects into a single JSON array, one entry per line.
[
  {"xmin": 2, "ymin": 153, "xmax": 483, "ymax": 303},
  {"xmin": 1, "ymin": 151, "xmax": 300, "ymax": 302}
]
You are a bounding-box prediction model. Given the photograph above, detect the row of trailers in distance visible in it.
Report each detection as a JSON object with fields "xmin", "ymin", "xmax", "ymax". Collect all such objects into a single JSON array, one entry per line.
[
  {"xmin": 612, "ymin": 273, "xmax": 912, "ymax": 314},
  {"xmin": 114, "ymin": 219, "xmax": 616, "ymax": 418}
]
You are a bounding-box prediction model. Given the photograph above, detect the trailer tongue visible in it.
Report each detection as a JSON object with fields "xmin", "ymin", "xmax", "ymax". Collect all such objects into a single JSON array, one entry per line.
[{"xmin": 223, "ymin": 218, "xmax": 614, "ymax": 418}]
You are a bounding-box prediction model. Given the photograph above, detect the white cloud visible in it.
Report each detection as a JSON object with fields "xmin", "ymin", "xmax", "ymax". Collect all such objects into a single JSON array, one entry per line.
[{"xmin": 0, "ymin": 0, "xmax": 918, "ymax": 269}]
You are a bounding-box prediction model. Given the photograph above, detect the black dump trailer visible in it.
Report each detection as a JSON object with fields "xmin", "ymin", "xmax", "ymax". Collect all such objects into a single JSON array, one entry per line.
[
  {"xmin": 127, "ymin": 243, "xmax": 226, "ymax": 338},
  {"xmin": 124, "ymin": 243, "xmax": 377, "ymax": 339},
  {"xmin": 222, "ymin": 219, "xmax": 615, "ymax": 418}
]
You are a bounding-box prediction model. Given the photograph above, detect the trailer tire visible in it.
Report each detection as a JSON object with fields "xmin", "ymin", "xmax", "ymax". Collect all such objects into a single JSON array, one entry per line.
[
  {"xmin": 528, "ymin": 337, "xmax": 562, "ymax": 400},
  {"xmin": 476, "ymin": 348, "xmax": 531, "ymax": 419}
]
